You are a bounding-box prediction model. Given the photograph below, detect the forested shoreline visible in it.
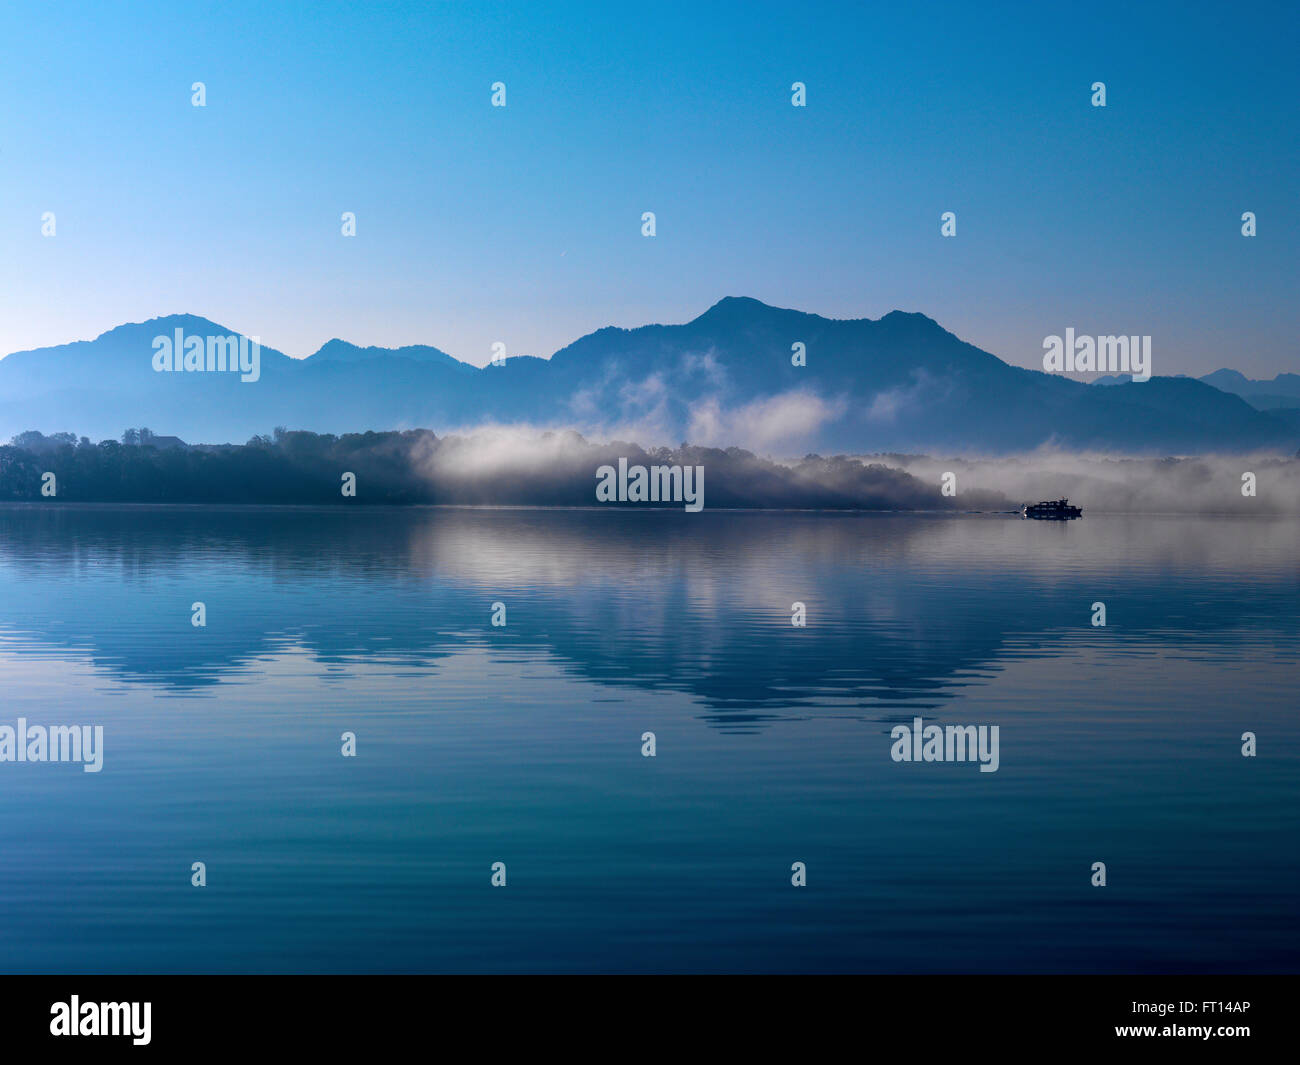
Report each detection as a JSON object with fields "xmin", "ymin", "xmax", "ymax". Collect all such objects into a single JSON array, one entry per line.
[{"xmin": 0, "ymin": 428, "xmax": 994, "ymax": 510}]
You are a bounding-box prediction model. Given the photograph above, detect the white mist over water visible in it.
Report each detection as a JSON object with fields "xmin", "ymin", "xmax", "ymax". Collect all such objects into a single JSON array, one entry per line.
[{"xmin": 875, "ymin": 449, "xmax": 1300, "ymax": 515}]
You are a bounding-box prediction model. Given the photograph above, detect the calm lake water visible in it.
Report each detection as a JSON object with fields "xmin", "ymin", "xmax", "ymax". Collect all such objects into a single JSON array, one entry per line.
[{"xmin": 0, "ymin": 505, "xmax": 1296, "ymax": 973}]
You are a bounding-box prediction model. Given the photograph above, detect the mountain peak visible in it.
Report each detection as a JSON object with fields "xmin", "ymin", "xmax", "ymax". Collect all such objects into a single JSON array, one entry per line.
[
  {"xmin": 708, "ymin": 296, "xmax": 771, "ymax": 311},
  {"xmin": 1202, "ymin": 368, "xmax": 1250, "ymax": 386},
  {"xmin": 94, "ymin": 314, "xmax": 235, "ymax": 343},
  {"xmin": 694, "ymin": 299, "xmax": 941, "ymax": 332},
  {"xmin": 311, "ymin": 338, "xmax": 363, "ymax": 360},
  {"xmin": 306, "ymin": 337, "xmax": 468, "ymax": 370},
  {"xmin": 691, "ymin": 296, "xmax": 807, "ymax": 327}
]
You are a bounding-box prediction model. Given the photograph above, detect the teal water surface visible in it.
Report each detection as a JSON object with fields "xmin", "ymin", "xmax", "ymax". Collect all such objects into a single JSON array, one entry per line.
[{"xmin": 0, "ymin": 506, "xmax": 1296, "ymax": 973}]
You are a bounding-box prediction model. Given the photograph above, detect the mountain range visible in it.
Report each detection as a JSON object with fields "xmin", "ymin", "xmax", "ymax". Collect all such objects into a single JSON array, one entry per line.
[
  {"xmin": 1095, "ymin": 368, "xmax": 1300, "ymax": 412},
  {"xmin": 2, "ymin": 297, "xmax": 1296, "ymax": 454},
  {"xmin": 1196, "ymin": 369, "xmax": 1300, "ymax": 412}
]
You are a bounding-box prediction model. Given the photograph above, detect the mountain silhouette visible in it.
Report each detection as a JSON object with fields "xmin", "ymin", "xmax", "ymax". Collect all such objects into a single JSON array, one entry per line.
[
  {"xmin": 307, "ymin": 338, "xmax": 472, "ymax": 370},
  {"xmin": 1198, "ymin": 368, "xmax": 1300, "ymax": 411},
  {"xmin": 1, "ymin": 299, "xmax": 1294, "ymax": 453}
]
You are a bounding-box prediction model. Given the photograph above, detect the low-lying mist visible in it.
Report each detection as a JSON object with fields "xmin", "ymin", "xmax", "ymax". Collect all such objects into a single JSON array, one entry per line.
[
  {"xmin": 881, "ymin": 449, "xmax": 1300, "ymax": 515},
  {"xmin": 3, "ymin": 426, "xmax": 1295, "ymax": 513}
]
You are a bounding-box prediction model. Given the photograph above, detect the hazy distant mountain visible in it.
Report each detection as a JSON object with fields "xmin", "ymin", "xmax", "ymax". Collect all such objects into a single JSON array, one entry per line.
[
  {"xmin": 1098, "ymin": 368, "xmax": 1300, "ymax": 413},
  {"xmin": 1, "ymin": 299, "xmax": 1295, "ymax": 453},
  {"xmin": 1198, "ymin": 368, "xmax": 1300, "ymax": 411},
  {"xmin": 307, "ymin": 338, "xmax": 473, "ymax": 370}
]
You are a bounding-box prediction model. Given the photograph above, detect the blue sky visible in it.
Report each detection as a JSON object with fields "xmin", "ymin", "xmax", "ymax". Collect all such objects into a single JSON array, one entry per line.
[{"xmin": 0, "ymin": 0, "xmax": 1296, "ymax": 375}]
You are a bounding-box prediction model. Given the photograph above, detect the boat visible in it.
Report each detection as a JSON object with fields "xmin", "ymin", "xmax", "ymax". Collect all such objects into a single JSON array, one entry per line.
[{"xmin": 1021, "ymin": 498, "xmax": 1082, "ymax": 520}]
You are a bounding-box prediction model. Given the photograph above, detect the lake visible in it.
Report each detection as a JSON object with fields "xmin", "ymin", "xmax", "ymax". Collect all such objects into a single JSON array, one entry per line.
[{"xmin": 0, "ymin": 505, "xmax": 1296, "ymax": 973}]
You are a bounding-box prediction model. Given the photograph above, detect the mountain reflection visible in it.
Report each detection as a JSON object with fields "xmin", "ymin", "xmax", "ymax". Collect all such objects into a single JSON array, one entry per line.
[{"xmin": 0, "ymin": 505, "xmax": 1296, "ymax": 728}]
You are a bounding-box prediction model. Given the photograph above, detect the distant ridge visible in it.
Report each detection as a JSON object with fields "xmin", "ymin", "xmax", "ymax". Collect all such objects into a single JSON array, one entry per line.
[
  {"xmin": 1198, "ymin": 368, "xmax": 1300, "ymax": 411},
  {"xmin": 307, "ymin": 338, "xmax": 472, "ymax": 371},
  {"xmin": 1095, "ymin": 367, "xmax": 1300, "ymax": 412},
  {"xmin": 1, "ymin": 299, "xmax": 1295, "ymax": 453}
]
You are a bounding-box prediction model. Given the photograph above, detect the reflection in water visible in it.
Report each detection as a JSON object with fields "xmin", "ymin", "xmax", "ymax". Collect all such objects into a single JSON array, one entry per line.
[
  {"xmin": 1, "ymin": 506, "xmax": 1296, "ymax": 724},
  {"xmin": 0, "ymin": 505, "xmax": 1297, "ymax": 973}
]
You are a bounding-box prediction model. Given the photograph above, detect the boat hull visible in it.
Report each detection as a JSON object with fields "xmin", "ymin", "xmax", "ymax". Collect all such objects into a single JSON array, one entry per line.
[{"xmin": 1021, "ymin": 505, "xmax": 1082, "ymax": 520}]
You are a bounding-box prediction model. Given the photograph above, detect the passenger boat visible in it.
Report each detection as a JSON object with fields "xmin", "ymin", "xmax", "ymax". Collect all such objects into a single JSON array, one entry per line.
[{"xmin": 1021, "ymin": 498, "xmax": 1082, "ymax": 520}]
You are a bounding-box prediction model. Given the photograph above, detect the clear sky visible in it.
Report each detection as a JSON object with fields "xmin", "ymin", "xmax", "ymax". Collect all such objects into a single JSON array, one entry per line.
[{"xmin": 1, "ymin": 0, "xmax": 1296, "ymax": 375}]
